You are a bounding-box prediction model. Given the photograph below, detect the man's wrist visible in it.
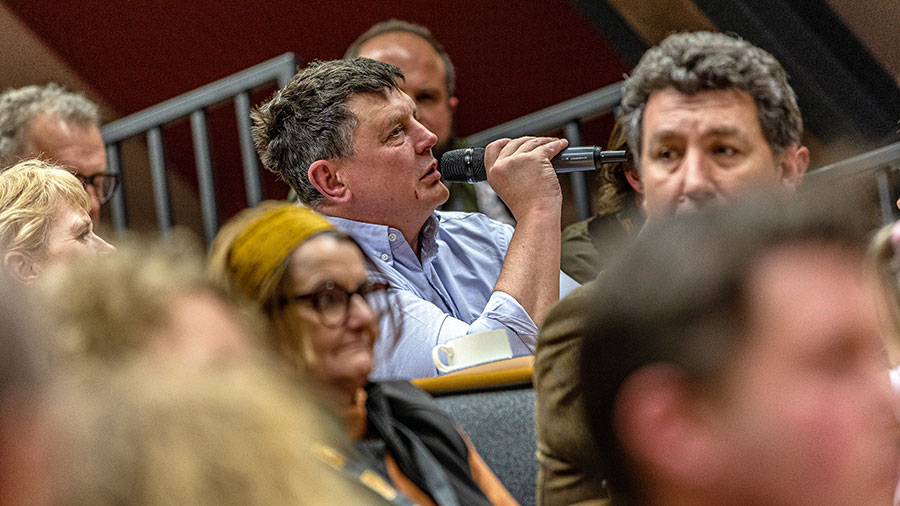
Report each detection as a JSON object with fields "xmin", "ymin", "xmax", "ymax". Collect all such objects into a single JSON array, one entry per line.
[{"xmin": 510, "ymin": 200, "xmax": 562, "ymax": 223}]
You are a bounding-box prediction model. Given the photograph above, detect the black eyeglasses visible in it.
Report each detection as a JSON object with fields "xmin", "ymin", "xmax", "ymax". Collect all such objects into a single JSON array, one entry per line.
[
  {"xmin": 75, "ymin": 172, "xmax": 120, "ymax": 204},
  {"xmin": 279, "ymin": 279, "xmax": 390, "ymax": 327}
]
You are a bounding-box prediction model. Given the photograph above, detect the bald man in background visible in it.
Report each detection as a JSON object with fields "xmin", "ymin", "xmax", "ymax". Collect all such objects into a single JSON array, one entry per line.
[{"xmin": 346, "ymin": 19, "xmax": 513, "ymax": 224}]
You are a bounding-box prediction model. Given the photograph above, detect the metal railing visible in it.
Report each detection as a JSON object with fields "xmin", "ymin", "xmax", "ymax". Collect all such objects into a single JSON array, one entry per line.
[
  {"xmin": 101, "ymin": 53, "xmax": 298, "ymax": 243},
  {"xmin": 102, "ymin": 54, "xmax": 900, "ymax": 235},
  {"xmin": 805, "ymin": 141, "xmax": 900, "ymax": 224},
  {"xmin": 466, "ymin": 82, "xmax": 624, "ymax": 221}
]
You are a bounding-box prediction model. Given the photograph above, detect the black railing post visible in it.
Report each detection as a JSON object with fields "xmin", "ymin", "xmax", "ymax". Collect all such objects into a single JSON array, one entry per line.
[
  {"xmin": 235, "ymin": 91, "xmax": 263, "ymax": 207},
  {"xmin": 100, "ymin": 53, "xmax": 298, "ymax": 238},
  {"xmin": 190, "ymin": 110, "xmax": 219, "ymax": 244},
  {"xmin": 147, "ymin": 127, "xmax": 174, "ymax": 234},
  {"xmin": 105, "ymin": 142, "xmax": 129, "ymax": 235},
  {"xmin": 563, "ymin": 121, "xmax": 593, "ymax": 222}
]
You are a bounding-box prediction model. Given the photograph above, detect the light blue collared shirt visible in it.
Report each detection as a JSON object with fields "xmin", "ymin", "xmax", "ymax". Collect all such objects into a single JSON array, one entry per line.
[{"xmin": 329, "ymin": 211, "xmax": 579, "ymax": 379}]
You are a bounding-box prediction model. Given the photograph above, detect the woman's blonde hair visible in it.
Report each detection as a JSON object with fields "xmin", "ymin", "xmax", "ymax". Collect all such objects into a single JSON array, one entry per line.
[{"xmin": 0, "ymin": 159, "xmax": 90, "ymax": 261}]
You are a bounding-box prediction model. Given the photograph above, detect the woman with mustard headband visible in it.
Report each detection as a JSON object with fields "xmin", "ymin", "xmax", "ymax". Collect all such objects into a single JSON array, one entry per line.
[{"xmin": 209, "ymin": 202, "xmax": 518, "ymax": 506}]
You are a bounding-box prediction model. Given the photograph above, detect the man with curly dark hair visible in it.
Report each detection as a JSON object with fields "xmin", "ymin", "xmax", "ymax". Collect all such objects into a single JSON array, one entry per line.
[{"xmin": 535, "ymin": 31, "xmax": 811, "ymax": 506}]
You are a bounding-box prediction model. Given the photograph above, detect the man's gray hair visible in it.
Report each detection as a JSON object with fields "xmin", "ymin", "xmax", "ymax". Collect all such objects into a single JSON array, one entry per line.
[
  {"xmin": 619, "ymin": 31, "xmax": 803, "ymax": 166},
  {"xmin": 251, "ymin": 58, "xmax": 403, "ymax": 207},
  {"xmin": 0, "ymin": 83, "xmax": 100, "ymax": 167},
  {"xmin": 345, "ymin": 19, "xmax": 456, "ymax": 97}
]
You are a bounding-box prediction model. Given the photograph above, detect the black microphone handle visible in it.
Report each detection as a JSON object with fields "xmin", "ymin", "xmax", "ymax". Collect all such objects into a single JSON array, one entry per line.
[{"xmin": 439, "ymin": 146, "xmax": 628, "ymax": 183}]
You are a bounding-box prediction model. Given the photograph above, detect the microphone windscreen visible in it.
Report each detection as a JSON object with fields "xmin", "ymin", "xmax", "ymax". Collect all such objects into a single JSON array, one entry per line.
[{"xmin": 440, "ymin": 148, "xmax": 487, "ymax": 183}]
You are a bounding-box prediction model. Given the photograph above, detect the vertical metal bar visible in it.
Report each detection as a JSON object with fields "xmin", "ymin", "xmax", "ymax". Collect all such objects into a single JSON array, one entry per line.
[
  {"xmin": 277, "ymin": 54, "xmax": 298, "ymax": 88},
  {"xmin": 876, "ymin": 169, "xmax": 895, "ymax": 225},
  {"xmin": 563, "ymin": 121, "xmax": 593, "ymax": 221},
  {"xmin": 190, "ymin": 110, "xmax": 219, "ymax": 244},
  {"xmin": 146, "ymin": 127, "xmax": 174, "ymax": 235},
  {"xmin": 234, "ymin": 92, "xmax": 263, "ymax": 206},
  {"xmin": 105, "ymin": 142, "xmax": 129, "ymax": 235}
]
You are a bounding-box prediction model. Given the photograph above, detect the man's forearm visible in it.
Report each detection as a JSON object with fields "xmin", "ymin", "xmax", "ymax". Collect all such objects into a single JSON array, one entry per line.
[
  {"xmin": 483, "ymin": 135, "xmax": 567, "ymax": 326},
  {"xmin": 493, "ymin": 209, "xmax": 562, "ymax": 326}
]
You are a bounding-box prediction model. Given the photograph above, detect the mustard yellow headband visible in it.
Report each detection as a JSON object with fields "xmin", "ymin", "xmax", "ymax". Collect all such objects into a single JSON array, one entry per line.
[{"xmin": 226, "ymin": 204, "xmax": 335, "ymax": 302}]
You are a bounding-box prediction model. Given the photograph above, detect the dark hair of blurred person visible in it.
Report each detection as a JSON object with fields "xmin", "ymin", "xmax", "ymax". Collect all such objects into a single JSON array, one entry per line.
[
  {"xmin": 209, "ymin": 201, "xmax": 518, "ymax": 506},
  {"xmin": 580, "ymin": 192, "xmax": 898, "ymax": 506},
  {"xmin": 0, "ymin": 159, "xmax": 114, "ymax": 284}
]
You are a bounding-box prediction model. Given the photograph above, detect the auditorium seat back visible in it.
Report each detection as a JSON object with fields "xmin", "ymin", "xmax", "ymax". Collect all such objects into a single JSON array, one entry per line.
[{"xmin": 433, "ymin": 383, "xmax": 537, "ymax": 506}]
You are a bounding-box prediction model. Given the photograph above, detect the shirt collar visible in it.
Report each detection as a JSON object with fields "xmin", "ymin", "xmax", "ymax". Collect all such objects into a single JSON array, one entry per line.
[
  {"xmin": 326, "ymin": 213, "xmax": 443, "ymax": 265},
  {"xmin": 418, "ymin": 213, "xmax": 441, "ymax": 261}
]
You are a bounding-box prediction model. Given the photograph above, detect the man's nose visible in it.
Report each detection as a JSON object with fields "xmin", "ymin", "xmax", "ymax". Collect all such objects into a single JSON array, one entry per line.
[
  {"xmin": 681, "ymin": 149, "xmax": 717, "ymax": 202},
  {"xmin": 415, "ymin": 120, "xmax": 438, "ymax": 154}
]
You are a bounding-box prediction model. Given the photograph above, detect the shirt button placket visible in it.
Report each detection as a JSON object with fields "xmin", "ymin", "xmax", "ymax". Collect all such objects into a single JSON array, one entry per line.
[{"xmin": 384, "ymin": 232, "xmax": 396, "ymax": 263}]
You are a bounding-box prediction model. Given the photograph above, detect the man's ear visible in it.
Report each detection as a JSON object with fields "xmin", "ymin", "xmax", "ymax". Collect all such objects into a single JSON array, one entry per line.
[
  {"xmin": 449, "ymin": 96, "xmax": 459, "ymax": 113},
  {"xmin": 614, "ymin": 365, "xmax": 725, "ymax": 491},
  {"xmin": 624, "ymin": 168, "xmax": 644, "ymax": 195},
  {"xmin": 3, "ymin": 251, "xmax": 40, "ymax": 284},
  {"xmin": 308, "ymin": 160, "xmax": 351, "ymax": 204},
  {"xmin": 779, "ymin": 144, "xmax": 810, "ymax": 188}
]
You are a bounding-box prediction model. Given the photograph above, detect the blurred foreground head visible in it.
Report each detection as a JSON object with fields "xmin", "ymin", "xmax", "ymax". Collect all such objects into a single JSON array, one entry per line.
[
  {"xmin": 50, "ymin": 359, "xmax": 379, "ymax": 506},
  {"xmin": 36, "ymin": 234, "xmax": 252, "ymax": 366},
  {"xmin": 42, "ymin": 234, "xmax": 397, "ymax": 505},
  {"xmin": 581, "ymin": 190, "xmax": 899, "ymax": 506}
]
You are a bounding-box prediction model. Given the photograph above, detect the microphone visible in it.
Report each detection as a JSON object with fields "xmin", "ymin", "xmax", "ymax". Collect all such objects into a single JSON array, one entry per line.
[{"xmin": 440, "ymin": 146, "xmax": 629, "ymax": 183}]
